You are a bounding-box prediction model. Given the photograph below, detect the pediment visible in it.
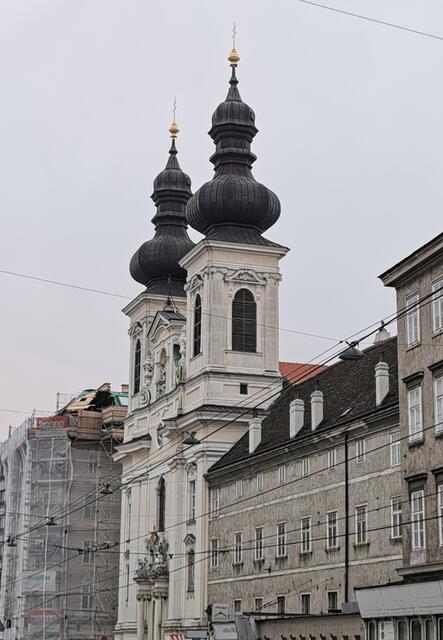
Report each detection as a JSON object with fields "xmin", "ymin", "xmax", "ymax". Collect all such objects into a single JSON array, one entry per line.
[{"xmin": 224, "ymin": 268, "xmax": 267, "ymax": 285}]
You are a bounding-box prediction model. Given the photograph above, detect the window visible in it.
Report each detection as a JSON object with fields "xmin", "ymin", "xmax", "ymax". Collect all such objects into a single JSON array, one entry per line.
[
  {"xmin": 188, "ymin": 480, "xmax": 196, "ymax": 521},
  {"xmin": 255, "ymin": 527, "xmax": 264, "ymax": 560},
  {"xmin": 87, "ymin": 462, "xmax": 96, "ymax": 476},
  {"xmin": 277, "ymin": 596, "xmax": 286, "ymax": 614},
  {"xmin": 81, "ymin": 584, "xmax": 93, "ymax": 610},
  {"xmin": 301, "ymin": 516, "xmax": 311, "ymax": 553},
  {"xmin": 301, "ymin": 457, "xmax": 310, "ymax": 477},
  {"xmin": 425, "ymin": 619, "xmax": 434, "ymax": 640},
  {"xmin": 435, "ymin": 376, "xmax": 443, "ymax": 434},
  {"xmin": 125, "ymin": 564, "xmax": 130, "ymax": 604},
  {"xmin": 240, "ymin": 383, "xmax": 248, "ymax": 395},
  {"xmin": 276, "ymin": 523, "xmax": 287, "ymax": 558},
  {"xmin": 133, "ymin": 339, "xmax": 141, "ymax": 394},
  {"xmin": 411, "ymin": 490, "xmax": 425, "ymax": 550},
  {"xmin": 234, "ymin": 599, "xmax": 242, "ymax": 614},
  {"xmin": 327, "ymin": 448, "xmax": 337, "ymax": 469},
  {"xmin": 232, "ymin": 289, "xmax": 257, "ymax": 353},
  {"xmin": 327, "ymin": 511, "xmax": 338, "ymax": 549},
  {"xmin": 355, "ymin": 505, "xmax": 368, "ymax": 544},
  {"xmin": 235, "ymin": 479, "xmax": 243, "ymax": 498},
  {"xmin": 327, "ymin": 591, "xmax": 338, "ymax": 612},
  {"xmin": 438, "ymin": 484, "xmax": 443, "ymax": 546},
  {"xmin": 277, "ymin": 465, "xmax": 286, "ymax": 485},
  {"xmin": 234, "ymin": 532, "xmax": 243, "ymax": 564},
  {"xmin": 157, "ymin": 477, "xmax": 166, "ymax": 532},
  {"xmin": 391, "ymin": 497, "xmax": 403, "ymax": 539},
  {"xmin": 210, "ymin": 539, "xmax": 219, "ymax": 569},
  {"xmin": 390, "ymin": 431, "xmax": 400, "ymax": 466},
  {"xmin": 187, "ymin": 547, "xmax": 195, "ymax": 591},
  {"xmin": 210, "ymin": 488, "xmax": 219, "ymax": 519},
  {"xmin": 408, "ymin": 386, "xmax": 423, "ymax": 443},
  {"xmin": 406, "ymin": 293, "xmax": 420, "ymax": 346},
  {"xmin": 83, "ymin": 496, "xmax": 95, "ymax": 519},
  {"xmin": 82, "ymin": 541, "xmax": 93, "ymax": 564},
  {"xmin": 256, "ymin": 472, "xmax": 264, "ymax": 492},
  {"xmin": 254, "ymin": 598, "xmax": 263, "ymax": 612},
  {"xmin": 432, "ymin": 278, "xmax": 443, "ymax": 333},
  {"xmin": 300, "ymin": 593, "xmax": 311, "ymax": 615},
  {"xmin": 411, "ymin": 620, "xmax": 421, "ymax": 640},
  {"xmin": 356, "ymin": 438, "xmax": 366, "ymax": 462},
  {"xmin": 193, "ymin": 294, "xmax": 202, "ymax": 356}
]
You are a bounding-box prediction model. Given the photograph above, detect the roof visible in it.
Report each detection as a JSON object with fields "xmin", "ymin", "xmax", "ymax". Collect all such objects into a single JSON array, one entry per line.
[
  {"xmin": 210, "ymin": 337, "xmax": 398, "ymax": 471},
  {"xmin": 379, "ymin": 232, "xmax": 443, "ymax": 287},
  {"xmin": 278, "ymin": 361, "xmax": 327, "ymax": 382},
  {"xmin": 59, "ymin": 384, "xmax": 128, "ymax": 414}
]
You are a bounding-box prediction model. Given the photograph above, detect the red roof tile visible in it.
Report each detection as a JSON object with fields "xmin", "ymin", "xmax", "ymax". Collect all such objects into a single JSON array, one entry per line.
[{"xmin": 278, "ymin": 361, "xmax": 327, "ymax": 383}]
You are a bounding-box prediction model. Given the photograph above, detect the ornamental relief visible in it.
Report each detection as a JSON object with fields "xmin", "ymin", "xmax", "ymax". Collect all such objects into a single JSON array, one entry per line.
[{"xmin": 224, "ymin": 268, "xmax": 267, "ymax": 285}]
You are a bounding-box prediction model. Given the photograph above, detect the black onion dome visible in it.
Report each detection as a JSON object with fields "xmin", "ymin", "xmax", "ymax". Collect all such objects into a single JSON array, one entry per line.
[
  {"xmin": 186, "ymin": 58, "xmax": 281, "ymax": 245},
  {"xmin": 130, "ymin": 136, "xmax": 195, "ymax": 295}
]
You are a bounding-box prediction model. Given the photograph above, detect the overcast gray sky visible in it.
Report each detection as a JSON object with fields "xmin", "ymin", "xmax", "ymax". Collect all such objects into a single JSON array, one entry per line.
[{"xmin": 1, "ymin": 0, "xmax": 442, "ymax": 437}]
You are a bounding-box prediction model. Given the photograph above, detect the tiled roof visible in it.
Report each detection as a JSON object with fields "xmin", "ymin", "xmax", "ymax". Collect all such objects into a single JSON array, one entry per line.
[
  {"xmin": 278, "ymin": 361, "xmax": 327, "ymax": 382},
  {"xmin": 211, "ymin": 337, "xmax": 398, "ymax": 470}
]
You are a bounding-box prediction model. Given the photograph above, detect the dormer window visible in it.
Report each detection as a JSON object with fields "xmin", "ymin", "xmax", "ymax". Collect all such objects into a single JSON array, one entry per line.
[
  {"xmin": 193, "ymin": 294, "xmax": 202, "ymax": 356},
  {"xmin": 232, "ymin": 289, "xmax": 256, "ymax": 352},
  {"xmin": 133, "ymin": 339, "xmax": 141, "ymax": 394}
]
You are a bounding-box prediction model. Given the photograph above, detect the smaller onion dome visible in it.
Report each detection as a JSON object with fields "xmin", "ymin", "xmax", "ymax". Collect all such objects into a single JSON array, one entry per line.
[
  {"xmin": 130, "ymin": 123, "xmax": 195, "ymax": 296},
  {"xmin": 186, "ymin": 49, "xmax": 281, "ymax": 245}
]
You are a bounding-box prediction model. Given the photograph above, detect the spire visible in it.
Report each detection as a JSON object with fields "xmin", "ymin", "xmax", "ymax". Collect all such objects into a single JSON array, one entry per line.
[{"xmin": 129, "ymin": 119, "xmax": 195, "ymax": 296}]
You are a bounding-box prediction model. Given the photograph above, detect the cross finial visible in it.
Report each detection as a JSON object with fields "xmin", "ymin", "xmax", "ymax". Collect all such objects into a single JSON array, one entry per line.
[
  {"xmin": 173, "ymin": 96, "xmax": 177, "ymax": 122},
  {"xmin": 232, "ymin": 21, "xmax": 237, "ymax": 49},
  {"xmin": 228, "ymin": 22, "xmax": 240, "ymax": 67},
  {"xmin": 169, "ymin": 97, "xmax": 179, "ymax": 138}
]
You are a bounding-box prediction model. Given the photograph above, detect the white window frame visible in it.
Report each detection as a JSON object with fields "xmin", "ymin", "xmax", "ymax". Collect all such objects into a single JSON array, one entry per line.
[
  {"xmin": 254, "ymin": 527, "xmax": 264, "ymax": 560},
  {"xmin": 435, "ymin": 375, "xmax": 443, "ymax": 435},
  {"xmin": 234, "ymin": 532, "xmax": 243, "ymax": 564},
  {"xmin": 355, "ymin": 504, "xmax": 368, "ymax": 544},
  {"xmin": 390, "ymin": 496, "xmax": 403, "ymax": 539},
  {"xmin": 390, "ymin": 430, "xmax": 401, "ymax": 467},
  {"xmin": 256, "ymin": 472, "xmax": 264, "ymax": 492},
  {"xmin": 210, "ymin": 538, "xmax": 219, "ymax": 569},
  {"xmin": 356, "ymin": 438, "xmax": 366, "ymax": 463},
  {"xmin": 81, "ymin": 584, "xmax": 93, "ymax": 610},
  {"xmin": 276, "ymin": 595, "xmax": 286, "ymax": 614},
  {"xmin": 326, "ymin": 510, "xmax": 338, "ymax": 549},
  {"xmin": 301, "ymin": 516, "xmax": 312, "ymax": 553},
  {"xmin": 408, "ymin": 386, "xmax": 423, "ymax": 443},
  {"xmin": 327, "ymin": 448, "xmax": 337, "ymax": 469},
  {"xmin": 327, "ymin": 591, "xmax": 338, "ymax": 612},
  {"xmin": 301, "ymin": 457, "xmax": 310, "ymax": 477},
  {"xmin": 277, "ymin": 465, "xmax": 286, "ymax": 484},
  {"xmin": 432, "ymin": 278, "xmax": 443, "ymax": 334},
  {"xmin": 406, "ymin": 292, "xmax": 420, "ymax": 346},
  {"xmin": 438, "ymin": 484, "xmax": 443, "ymax": 547},
  {"xmin": 276, "ymin": 522, "xmax": 287, "ymax": 558},
  {"xmin": 188, "ymin": 479, "xmax": 196, "ymax": 521},
  {"xmin": 82, "ymin": 540, "xmax": 93, "ymax": 565},
  {"xmin": 300, "ymin": 592, "xmax": 311, "ymax": 615},
  {"xmin": 235, "ymin": 479, "xmax": 243, "ymax": 498},
  {"xmin": 411, "ymin": 489, "xmax": 426, "ymax": 550},
  {"xmin": 209, "ymin": 488, "xmax": 220, "ymax": 519}
]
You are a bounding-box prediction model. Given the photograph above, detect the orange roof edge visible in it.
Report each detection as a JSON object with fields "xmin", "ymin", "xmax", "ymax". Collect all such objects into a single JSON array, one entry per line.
[{"xmin": 278, "ymin": 361, "xmax": 327, "ymax": 384}]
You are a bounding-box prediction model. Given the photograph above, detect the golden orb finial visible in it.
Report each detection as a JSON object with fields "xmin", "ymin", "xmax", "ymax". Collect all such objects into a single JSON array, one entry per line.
[
  {"xmin": 228, "ymin": 48, "xmax": 240, "ymax": 66},
  {"xmin": 169, "ymin": 120, "xmax": 179, "ymax": 139}
]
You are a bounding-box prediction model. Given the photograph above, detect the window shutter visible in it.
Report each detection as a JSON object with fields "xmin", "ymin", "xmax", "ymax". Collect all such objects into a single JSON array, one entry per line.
[{"xmin": 232, "ymin": 289, "xmax": 257, "ymax": 353}]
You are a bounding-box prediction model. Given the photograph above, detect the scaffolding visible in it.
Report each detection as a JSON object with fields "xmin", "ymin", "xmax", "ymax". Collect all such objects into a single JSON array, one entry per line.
[{"xmin": 0, "ymin": 385, "xmax": 125, "ymax": 640}]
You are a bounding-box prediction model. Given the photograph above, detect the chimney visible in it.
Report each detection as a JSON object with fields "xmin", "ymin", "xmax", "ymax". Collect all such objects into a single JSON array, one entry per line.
[
  {"xmin": 249, "ymin": 415, "xmax": 262, "ymax": 454},
  {"xmin": 289, "ymin": 398, "xmax": 305, "ymax": 438},
  {"xmin": 310, "ymin": 388, "xmax": 324, "ymax": 430},
  {"xmin": 121, "ymin": 384, "xmax": 129, "ymax": 393},
  {"xmin": 375, "ymin": 360, "xmax": 389, "ymax": 406}
]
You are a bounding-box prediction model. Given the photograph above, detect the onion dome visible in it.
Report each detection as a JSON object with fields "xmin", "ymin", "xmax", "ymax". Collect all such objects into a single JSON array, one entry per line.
[
  {"xmin": 186, "ymin": 49, "xmax": 281, "ymax": 245},
  {"xmin": 130, "ymin": 121, "xmax": 195, "ymax": 296}
]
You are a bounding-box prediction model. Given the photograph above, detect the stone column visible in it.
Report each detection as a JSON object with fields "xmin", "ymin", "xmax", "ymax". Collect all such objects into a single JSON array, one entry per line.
[
  {"xmin": 137, "ymin": 596, "xmax": 145, "ymax": 640},
  {"xmin": 154, "ymin": 597, "xmax": 161, "ymax": 640}
]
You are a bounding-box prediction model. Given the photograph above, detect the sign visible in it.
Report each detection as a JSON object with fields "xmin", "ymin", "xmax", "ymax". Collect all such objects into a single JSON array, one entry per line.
[
  {"xmin": 23, "ymin": 571, "xmax": 56, "ymax": 593},
  {"xmin": 212, "ymin": 604, "xmax": 231, "ymax": 622},
  {"xmin": 213, "ymin": 623, "xmax": 237, "ymax": 640},
  {"xmin": 26, "ymin": 609, "xmax": 61, "ymax": 635},
  {"xmin": 379, "ymin": 621, "xmax": 394, "ymax": 640},
  {"xmin": 36, "ymin": 416, "xmax": 68, "ymax": 430}
]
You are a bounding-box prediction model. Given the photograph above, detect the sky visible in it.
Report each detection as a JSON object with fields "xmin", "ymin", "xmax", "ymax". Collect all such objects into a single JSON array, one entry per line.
[{"xmin": 0, "ymin": 0, "xmax": 442, "ymax": 437}]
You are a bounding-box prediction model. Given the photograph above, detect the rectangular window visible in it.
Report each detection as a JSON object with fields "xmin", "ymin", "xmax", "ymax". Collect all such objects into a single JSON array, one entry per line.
[
  {"xmin": 327, "ymin": 591, "xmax": 338, "ymax": 612},
  {"xmin": 254, "ymin": 527, "xmax": 264, "ymax": 560},
  {"xmin": 234, "ymin": 532, "xmax": 243, "ymax": 564},
  {"xmin": 390, "ymin": 430, "xmax": 401, "ymax": 466},
  {"xmin": 256, "ymin": 472, "xmax": 264, "ymax": 492},
  {"xmin": 301, "ymin": 516, "xmax": 312, "ymax": 553},
  {"xmin": 411, "ymin": 490, "xmax": 425, "ymax": 550},
  {"xmin": 276, "ymin": 523, "xmax": 287, "ymax": 558},
  {"xmin": 83, "ymin": 496, "xmax": 95, "ymax": 519},
  {"xmin": 82, "ymin": 541, "xmax": 93, "ymax": 564},
  {"xmin": 277, "ymin": 596, "xmax": 285, "ymax": 614},
  {"xmin": 432, "ymin": 278, "xmax": 443, "ymax": 334},
  {"xmin": 438, "ymin": 484, "xmax": 443, "ymax": 546},
  {"xmin": 408, "ymin": 386, "xmax": 423, "ymax": 442},
  {"xmin": 277, "ymin": 465, "xmax": 286, "ymax": 484},
  {"xmin": 300, "ymin": 593, "xmax": 311, "ymax": 615},
  {"xmin": 391, "ymin": 496, "xmax": 403, "ymax": 539},
  {"xmin": 209, "ymin": 489, "xmax": 220, "ymax": 519},
  {"xmin": 435, "ymin": 376, "xmax": 443, "ymax": 434},
  {"xmin": 240, "ymin": 383, "xmax": 248, "ymax": 395},
  {"xmin": 189, "ymin": 480, "xmax": 196, "ymax": 521},
  {"xmin": 234, "ymin": 600, "xmax": 242, "ymax": 614},
  {"xmin": 327, "ymin": 448, "xmax": 337, "ymax": 469},
  {"xmin": 254, "ymin": 598, "xmax": 263, "ymax": 612},
  {"xmin": 356, "ymin": 438, "xmax": 366, "ymax": 463},
  {"xmin": 301, "ymin": 457, "xmax": 310, "ymax": 477},
  {"xmin": 81, "ymin": 584, "xmax": 93, "ymax": 610},
  {"xmin": 210, "ymin": 538, "xmax": 219, "ymax": 569},
  {"xmin": 327, "ymin": 511, "xmax": 338, "ymax": 549},
  {"xmin": 406, "ymin": 292, "xmax": 420, "ymax": 346},
  {"xmin": 355, "ymin": 505, "xmax": 368, "ymax": 544},
  {"xmin": 235, "ymin": 479, "xmax": 243, "ymax": 498},
  {"xmin": 87, "ymin": 461, "xmax": 96, "ymax": 476}
]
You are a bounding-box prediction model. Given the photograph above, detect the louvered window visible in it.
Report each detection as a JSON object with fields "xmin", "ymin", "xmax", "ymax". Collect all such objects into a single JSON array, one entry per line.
[
  {"xmin": 133, "ymin": 339, "xmax": 141, "ymax": 394},
  {"xmin": 232, "ymin": 289, "xmax": 257, "ymax": 352},
  {"xmin": 193, "ymin": 294, "xmax": 202, "ymax": 356}
]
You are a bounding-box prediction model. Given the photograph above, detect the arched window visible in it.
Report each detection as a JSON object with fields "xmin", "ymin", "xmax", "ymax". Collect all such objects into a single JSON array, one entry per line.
[
  {"xmin": 133, "ymin": 339, "xmax": 141, "ymax": 394},
  {"xmin": 157, "ymin": 477, "xmax": 166, "ymax": 532},
  {"xmin": 232, "ymin": 289, "xmax": 257, "ymax": 352},
  {"xmin": 193, "ymin": 294, "xmax": 202, "ymax": 357}
]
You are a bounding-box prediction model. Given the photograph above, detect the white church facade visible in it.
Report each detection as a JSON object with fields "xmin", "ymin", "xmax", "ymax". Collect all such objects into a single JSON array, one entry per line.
[{"xmin": 114, "ymin": 47, "xmax": 288, "ymax": 640}]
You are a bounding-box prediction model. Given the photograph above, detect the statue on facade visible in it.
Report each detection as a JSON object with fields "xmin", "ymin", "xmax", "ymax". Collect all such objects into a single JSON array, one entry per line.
[
  {"xmin": 135, "ymin": 528, "xmax": 169, "ymax": 580},
  {"xmin": 156, "ymin": 361, "xmax": 166, "ymax": 398},
  {"xmin": 176, "ymin": 326, "xmax": 187, "ymax": 383},
  {"xmin": 143, "ymin": 351, "xmax": 154, "ymax": 385}
]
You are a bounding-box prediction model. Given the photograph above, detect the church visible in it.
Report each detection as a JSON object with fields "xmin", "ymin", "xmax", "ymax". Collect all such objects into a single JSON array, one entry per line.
[{"xmin": 114, "ymin": 45, "xmax": 290, "ymax": 640}]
